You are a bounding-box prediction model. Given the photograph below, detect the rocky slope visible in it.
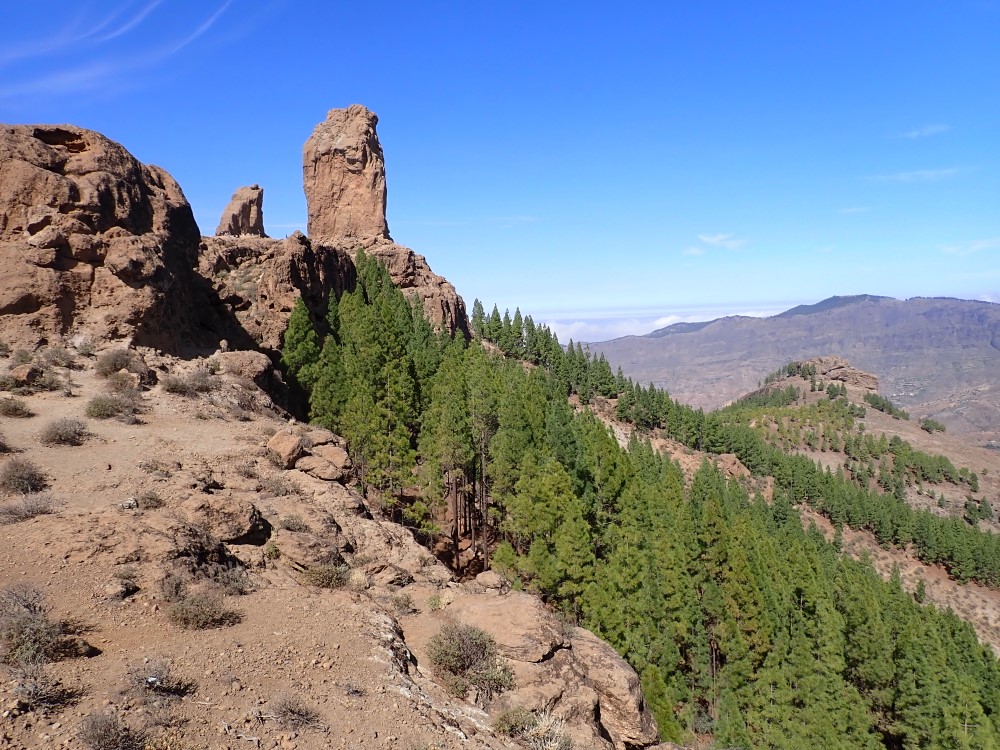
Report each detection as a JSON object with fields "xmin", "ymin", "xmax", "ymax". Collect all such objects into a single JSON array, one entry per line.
[
  {"xmin": 587, "ymin": 295, "xmax": 1000, "ymax": 439},
  {"xmin": 0, "ymin": 109, "xmax": 658, "ymax": 749}
]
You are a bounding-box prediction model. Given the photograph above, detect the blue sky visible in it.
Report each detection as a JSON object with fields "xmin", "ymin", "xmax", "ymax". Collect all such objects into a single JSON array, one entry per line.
[{"xmin": 2, "ymin": 1, "xmax": 998, "ymax": 342}]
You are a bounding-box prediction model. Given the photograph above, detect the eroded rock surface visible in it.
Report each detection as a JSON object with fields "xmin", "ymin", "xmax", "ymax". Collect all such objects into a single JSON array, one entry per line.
[
  {"xmin": 215, "ymin": 184, "xmax": 266, "ymax": 237},
  {"xmin": 0, "ymin": 124, "xmax": 200, "ymax": 349},
  {"xmin": 303, "ymin": 105, "xmax": 389, "ymax": 245}
]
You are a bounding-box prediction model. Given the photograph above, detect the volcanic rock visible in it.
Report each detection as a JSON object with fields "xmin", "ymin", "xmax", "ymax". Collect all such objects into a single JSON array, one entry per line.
[
  {"xmin": 215, "ymin": 184, "xmax": 266, "ymax": 237},
  {"xmin": 0, "ymin": 124, "xmax": 201, "ymax": 349},
  {"xmin": 303, "ymin": 105, "xmax": 389, "ymax": 245}
]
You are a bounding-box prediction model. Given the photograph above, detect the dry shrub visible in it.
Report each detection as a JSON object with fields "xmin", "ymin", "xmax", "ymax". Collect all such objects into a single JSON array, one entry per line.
[
  {"xmin": 0, "ymin": 493, "xmax": 58, "ymax": 524},
  {"xmin": 166, "ymin": 591, "xmax": 240, "ymax": 630},
  {"xmin": 0, "ymin": 457, "xmax": 48, "ymax": 494},
  {"xmin": 427, "ymin": 622, "xmax": 515, "ymax": 701},
  {"xmin": 136, "ymin": 490, "xmax": 164, "ymax": 510},
  {"xmin": 123, "ymin": 658, "xmax": 195, "ymax": 701},
  {"xmin": 162, "ymin": 369, "xmax": 217, "ymax": 397},
  {"xmin": 40, "ymin": 347, "xmax": 77, "ymax": 369},
  {"xmin": 271, "ymin": 693, "xmax": 322, "ymax": 730},
  {"xmin": 301, "ymin": 564, "xmax": 350, "ymax": 589},
  {"xmin": 0, "ymin": 584, "xmax": 62, "ymax": 666},
  {"xmin": 86, "ymin": 393, "xmax": 141, "ymax": 422},
  {"xmin": 10, "ymin": 349, "xmax": 33, "ymax": 366},
  {"xmin": 12, "ymin": 656, "xmax": 83, "ymax": 711},
  {"xmin": 38, "ymin": 418, "xmax": 87, "ymax": 446},
  {"xmin": 261, "ymin": 475, "xmax": 296, "ymax": 497},
  {"xmin": 278, "ymin": 514, "xmax": 310, "ymax": 533},
  {"xmin": 0, "ymin": 341, "xmax": 9, "ymax": 357},
  {"xmin": 95, "ymin": 349, "xmax": 137, "ymax": 378},
  {"xmin": 0, "ymin": 397, "xmax": 32, "ymax": 418},
  {"xmin": 103, "ymin": 370, "xmax": 138, "ymax": 394},
  {"xmin": 390, "ymin": 592, "xmax": 416, "ymax": 615},
  {"xmin": 0, "ymin": 429, "xmax": 11, "ymax": 454},
  {"xmin": 79, "ymin": 712, "xmax": 147, "ymax": 750}
]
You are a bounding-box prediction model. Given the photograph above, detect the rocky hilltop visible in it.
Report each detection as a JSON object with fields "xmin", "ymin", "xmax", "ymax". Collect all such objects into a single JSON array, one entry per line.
[{"xmin": 588, "ymin": 295, "xmax": 1000, "ymax": 439}]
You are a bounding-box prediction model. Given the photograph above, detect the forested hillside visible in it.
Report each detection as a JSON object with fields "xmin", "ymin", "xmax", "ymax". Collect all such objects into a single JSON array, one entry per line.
[{"xmin": 281, "ymin": 254, "xmax": 1000, "ymax": 749}]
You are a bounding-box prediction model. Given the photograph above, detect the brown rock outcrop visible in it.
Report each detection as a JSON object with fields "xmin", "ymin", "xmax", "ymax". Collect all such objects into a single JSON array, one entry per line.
[
  {"xmin": 0, "ymin": 124, "xmax": 200, "ymax": 349},
  {"xmin": 215, "ymin": 184, "xmax": 266, "ymax": 237},
  {"xmin": 303, "ymin": 105, "xmax": 389, "ymax": 245},
  {"xmin": 199, "ymin": 232, "xmax": 468, "ymax": 347},
  {"xmin": 442, "ymin": 592, "xmax": 660, "ymax": 749},
  {"xmin": 806, "ymin": 355, "xmax": 879, "ymax": 392}
]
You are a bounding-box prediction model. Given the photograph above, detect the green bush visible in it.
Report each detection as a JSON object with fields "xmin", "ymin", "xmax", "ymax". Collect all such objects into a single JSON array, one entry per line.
[{"xmin": 426, "ymin": 622, "xmax": 515, "ymax": 701}]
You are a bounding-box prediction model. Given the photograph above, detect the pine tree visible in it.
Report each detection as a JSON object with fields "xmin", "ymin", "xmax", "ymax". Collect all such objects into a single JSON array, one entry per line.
[{"xmin": 281, "ymin": 297, "xmax": 322, "ymax": 390}]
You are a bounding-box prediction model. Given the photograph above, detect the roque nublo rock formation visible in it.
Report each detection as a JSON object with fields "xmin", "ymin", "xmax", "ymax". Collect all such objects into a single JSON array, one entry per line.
[
  {"xmin": 0, "ymin": 106, "xmax": 467, "ymax": 355},
  {"xmin": 303, "ymin": 104, "xmax": 390, "ymax": 245}
]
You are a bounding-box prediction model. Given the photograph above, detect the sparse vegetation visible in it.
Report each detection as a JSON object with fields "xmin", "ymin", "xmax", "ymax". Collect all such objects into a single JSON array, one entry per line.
[
  {"xmin": 278, "ymin": 514, "xmax": 310, "ymax": 532},
  {"xmin": 427, "ymin": 594, "xmax": 443, "ymax": 612},
  {"xmin": 11, "ymin": 657, "xmax": 82, "ymax": 711},
  {"xmin": 0, "ymin": 429, "xmax": 11, "ymax": 454},
  {"xmin": 0, "ymin": 584, "xmax": 62, "ymax": 666},
  {"xmin": 0, "ymin": 341, "xmax": 9, "ymax": 357},
  {"xmin": 124, "ymin": 658, "xmax": 194, "ymax": 701},
  {"xmin": 136, "ymin": 490, "xmax": 164, "ymax": 510},
  {"xmin": 494, "ymin": 707, "xmax": 572, "ymax": 749},
  {"xmin": 40, "ymin": 346, "xmax": 77, "ymax": 369},
  {"xmin": 300, "ymin": 563, "xmax": 350, "ymax": 589},
  {"xmin": 79, "ymin": 712, "xmax": 147, "ymax": 750},
  {"xmin": 38, "ymin": 417, "xmax": 87, "ymax": 446},
  {"xmin": 0, "ymin": 493, "xmax": 58, "ymax": 524},
  {"xmin": 162, "ymin": 369, "xmax": 217, "ymax": 396},
  {"xmin": 86, "ymin": 393, "xmax": 141, "ymax": 421},
  {"xmin": 426, "ymin": 622, "xmax": 515, "ymax": 700},
  {"xmin": 166, "ymin": 591, "xmax": 239, "ymax": 630},
  {"xmin": 0, "ymin": 457, "xmax": 48, "ymax": 494},
  {"xmin": 95, "ymin": 349, "xmax": 140, "ymax": 378},
  {"xmin": 261, "ymin": 474, "xmax": 296, "ymax": 497},
  {"xmin": 271, "ymin": 693, "xmax": 322, "ymax": 730},
  {"xmin": 390, "ymin": 592, "xmax": 416, "ymax": 615},
  {"xmin": 920, "ymin": 417, "xmax": 947, "ymax": 433},
  {"xmin": 0, "ymin": 396, "xmax": 32, "ymax": 417},
  {"xmin": 10, "ymin": 348, "xmax": 33, "ymax": 366}
]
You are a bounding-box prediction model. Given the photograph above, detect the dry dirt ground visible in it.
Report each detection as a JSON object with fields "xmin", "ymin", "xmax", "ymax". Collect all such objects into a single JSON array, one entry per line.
[{"xmin": 0, "ymin": 351, "xmax": 521, "ymax": 750}]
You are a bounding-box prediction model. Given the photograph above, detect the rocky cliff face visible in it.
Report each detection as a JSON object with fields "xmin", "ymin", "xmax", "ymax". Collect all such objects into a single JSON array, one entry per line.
[
  {"xmin": 0, "ymin": 124, "xmax": 200, "ymax": 349},
  {"xmin": 303, "ymin": 105, "xmax": 390, "ymax": 246}
]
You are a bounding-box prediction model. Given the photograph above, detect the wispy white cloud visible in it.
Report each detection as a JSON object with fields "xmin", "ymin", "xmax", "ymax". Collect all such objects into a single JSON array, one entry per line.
[
  {"xmin": 697, "ymin": 232, "xmax": 747, "ymax": 250},
  {"xmin": 682, "ymin": 246, "xmax": 705, "ymax": 256},
  {"xmin": 94, "ymin": 0, "xmax": 164, "ymax": 42},
  {"xmin": 0, "ymin": 1, "xmax": 236, "ymax": 100},
  {"xmin": 900, "ymin": 124, "xmax": 951, "ymax": 139},
  {"xmin": 867, "ymin": 168, "xmax": 959, "ymax": 183},
  {"xmin": 977, "ymin": 293, "xmax": 1000, "ymax": 304},
  {"xmin": 162, "ymin": 0, "xmax": 233, "ymax": 55},
  {"xmin": 941, "ymin": 238, "xmax": 1000, "ymax": 256},
  {"xmin": 839, "ymin": 206, "xmax": 870, "ymax": 215}
]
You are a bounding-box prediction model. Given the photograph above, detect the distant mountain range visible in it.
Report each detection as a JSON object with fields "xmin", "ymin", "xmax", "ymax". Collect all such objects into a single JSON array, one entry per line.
[{"xmin": 587, "ymin": 295, "xmax": 1000, "ymax": 438}]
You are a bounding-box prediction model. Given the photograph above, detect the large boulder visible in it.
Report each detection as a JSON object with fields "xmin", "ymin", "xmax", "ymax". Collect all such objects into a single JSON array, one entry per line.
[
  {"xmin": 0, "ymin": 124, "xmax": 201, "ymax": 349},
  {"xmin": 215, "ymin": 184, "xmax": 266, "ymax": 237},
  {"xmin": 303, "ymin": 105, "xmax": 389, "ymax": 246}
]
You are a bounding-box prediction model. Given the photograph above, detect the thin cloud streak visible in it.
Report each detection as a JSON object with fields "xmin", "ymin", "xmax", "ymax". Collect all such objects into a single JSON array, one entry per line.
[
  {"xmin": 941, "ymin": 238, "xmax": 1000, "ymax": 256},
  {"xmin": 867, "ymin": 168, "xmax": 959, "ymax": 182},
  {"xmin": 682, "ymin": 246, "xmax": 705, "ymax": 256},
  {"xmin": 839, "ymin": 206, "xmax": 870, "ymax": 214},
  {"xmin": 900, "ymin": 124, "xmax": 951, "ymax": 139},
  {"xmin": 95, "ymin": 0, "xmax": 164, "ymax": 42},
  {"xmin": 697, "ymin": 232, "xmax": 747, "ymax": 250},
  {"xmin": 162, "ymin": 1, "xmax": 234, "ymax": 56}
]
